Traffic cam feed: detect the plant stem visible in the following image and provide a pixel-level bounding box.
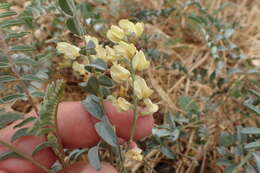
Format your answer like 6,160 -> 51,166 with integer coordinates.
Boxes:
53,102 -> 68,173
0,139 -> 53,173
129,69 -> 139,143
0,30 -> 39,117
98,86 -> 124,172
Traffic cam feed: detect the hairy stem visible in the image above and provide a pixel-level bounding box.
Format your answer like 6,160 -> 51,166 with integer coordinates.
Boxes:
129,69 -> 139,143
98,86 -> 124,172
53,102 -> 68,173
0,30 -> 39,117
0,139 -> 53,173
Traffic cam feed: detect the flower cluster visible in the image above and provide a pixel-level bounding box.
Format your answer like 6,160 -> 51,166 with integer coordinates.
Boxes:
56,19 -> 158,115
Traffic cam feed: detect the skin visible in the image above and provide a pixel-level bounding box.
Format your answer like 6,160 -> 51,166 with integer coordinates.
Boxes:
58,162 -> 117,173
0,101 -> 154,172
0,120 -> 57,173
102,101 -> 154,141
57,101 -> 154,148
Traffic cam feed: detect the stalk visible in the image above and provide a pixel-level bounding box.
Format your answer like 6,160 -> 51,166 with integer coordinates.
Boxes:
0,139 -> 53,173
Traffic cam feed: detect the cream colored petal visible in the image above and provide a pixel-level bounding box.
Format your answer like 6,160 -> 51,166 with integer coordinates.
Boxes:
144,98 -> 159,113
110,64 -> 130,83
57,42 -> 80,60
134,75 -> 153,99
119,19 -> 136,34
114,41 -> 136,59
117,97 -> 132,111
72,61 -> 86,75
107,25 -> 125,43
132,50 -> 150,71
135,22 -> 144,38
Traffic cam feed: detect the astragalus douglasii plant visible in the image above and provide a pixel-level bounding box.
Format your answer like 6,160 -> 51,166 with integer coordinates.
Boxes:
0,0 -> 158,172
0,0 -> 260,173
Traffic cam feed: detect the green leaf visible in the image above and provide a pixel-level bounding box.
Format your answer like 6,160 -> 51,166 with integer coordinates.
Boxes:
160,145 -> 175,159
85,58 -> 107,72
84,76 -> 99,95
245,141 -> 260,149
0,19 -> 25,28
11,128 -> 29,142
219,132 -> 234,147
0,112 -> 23,126
0,93 -> 26,103
216,159 -> 233,166
95,121 -> 118,147
0,62 -> 9,68
32,142 -> 57,156
66,17 -> 84,36
224,164 -> 237,173
98,75 -> 114,87
58,0 -> 75,16
31,91 -> 45,97
14,57 -> 37,65
82,95 -> 104,120
243,99 -> 260,115
22,74 -> 44,82
0,11 -> 17,18
0,75 -> 17,83
224,29 -> 235,39
0,151 -> 19,161
241,127 -> 260,134
178,96 -> 199,113
100,87 -> 111,98
165,112 -> 176,129
5,32 -> 30,40
11,45 -> 35,51
0,3 -> 11,10
88,145 -> 101,171
253,153 -> 260,173
14,117 -> 36,128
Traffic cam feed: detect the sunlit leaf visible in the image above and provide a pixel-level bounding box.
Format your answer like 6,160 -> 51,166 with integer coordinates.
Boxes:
88,145 -> 101,171
95,121 -> 118,147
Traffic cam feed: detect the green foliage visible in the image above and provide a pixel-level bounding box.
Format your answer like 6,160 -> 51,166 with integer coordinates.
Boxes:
88,145 -> 101,170
29,80 -> 65,136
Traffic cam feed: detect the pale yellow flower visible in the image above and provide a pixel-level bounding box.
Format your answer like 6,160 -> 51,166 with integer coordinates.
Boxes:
144,98 -> 159,114
110,64 -> 130,83
106,25 -> 125,43
114,41 -> 136,59
132,50 -> 150,71
133,75 -> 153,99
119,19 -> 144,39
72,61 -> 86,75
57,42 -> 80,60
96,46 -> 107,60
116,97 -> 132,111
125,147 -> 143,161
84,35 -> 99,47
105,46 -> 118,62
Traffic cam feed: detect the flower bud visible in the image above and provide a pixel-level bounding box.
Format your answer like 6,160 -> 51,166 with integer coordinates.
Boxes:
110,64 -> 130,83
114,41 -> 136,59
107,25 -> 125,43
72,61 -> 86,75
133,75 -> 153,99
119,19 -> 144,40
144,98 -> 159,114
116,97 -> 132,111
132,50 -> 150,71
57,42 -> 80,60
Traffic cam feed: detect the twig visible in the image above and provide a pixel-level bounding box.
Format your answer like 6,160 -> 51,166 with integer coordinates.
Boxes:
0,30 -> 39,117
0,139 -> 53,173
169,55 -> 208,93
